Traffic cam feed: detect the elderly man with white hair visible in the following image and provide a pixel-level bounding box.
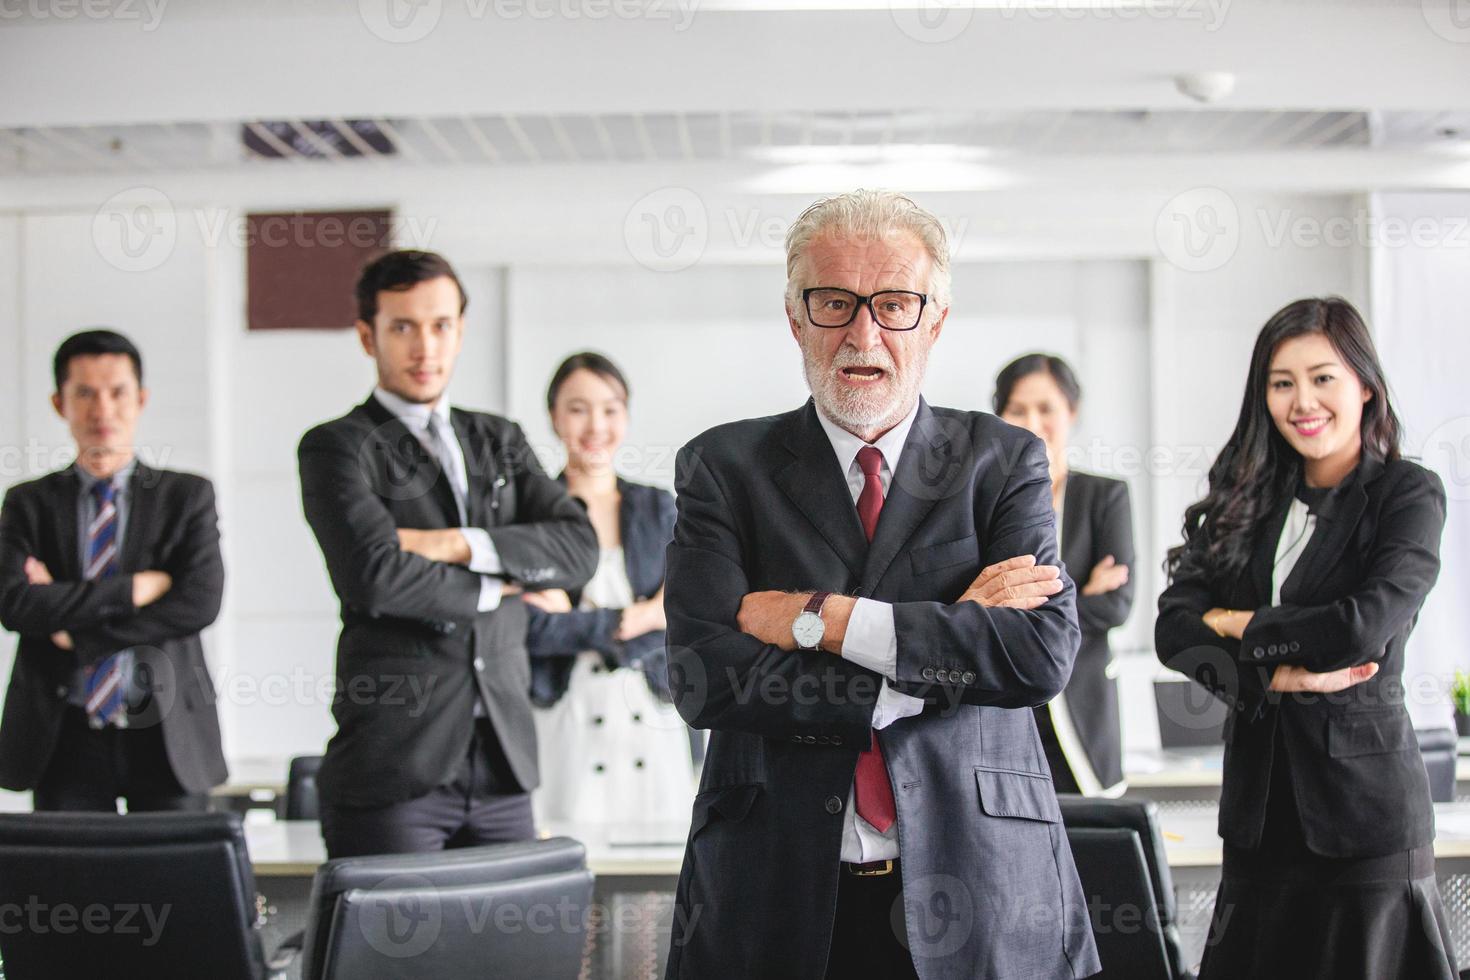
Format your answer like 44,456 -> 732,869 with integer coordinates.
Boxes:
662,189 -> 1100,980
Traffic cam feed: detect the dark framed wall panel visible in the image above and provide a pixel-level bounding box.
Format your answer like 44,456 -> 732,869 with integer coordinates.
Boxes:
246,209 -> 392,331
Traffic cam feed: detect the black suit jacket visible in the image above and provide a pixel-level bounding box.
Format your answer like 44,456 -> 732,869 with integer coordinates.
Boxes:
0,464 -> 227,793
1156,456 -> 1445,857
526,477 -> 676,706
663,399 -> 1098,980
298,396 -> 598,808
1044,471 -> 1134,791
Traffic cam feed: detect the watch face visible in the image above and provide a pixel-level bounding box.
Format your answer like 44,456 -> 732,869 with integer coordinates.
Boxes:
792,611 -> 825,649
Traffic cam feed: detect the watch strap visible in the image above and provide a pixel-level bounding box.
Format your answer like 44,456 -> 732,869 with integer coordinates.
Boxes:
804,591 -> 832,616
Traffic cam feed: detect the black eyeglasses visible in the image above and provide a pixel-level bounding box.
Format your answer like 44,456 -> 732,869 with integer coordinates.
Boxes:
801,287 -> 929,332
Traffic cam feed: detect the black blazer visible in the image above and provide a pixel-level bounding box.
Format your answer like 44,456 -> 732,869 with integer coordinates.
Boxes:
662,399 -> 1098,980
1043,471 -> 1134,791
298,396 -> 598,808
1156,456 -> 1445,858
526,477 -> 676,706
0,464 -> 228,794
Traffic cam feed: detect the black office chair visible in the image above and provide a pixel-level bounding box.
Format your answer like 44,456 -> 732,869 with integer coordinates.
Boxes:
284,754 -> 324,820
0,811 -> 269,980
1417,727 -> 1457,803
1059,795 -> 1194,980
280,836 -> 593,980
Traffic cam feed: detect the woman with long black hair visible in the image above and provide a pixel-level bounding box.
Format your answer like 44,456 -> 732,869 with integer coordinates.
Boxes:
1156,297 -> 1456,979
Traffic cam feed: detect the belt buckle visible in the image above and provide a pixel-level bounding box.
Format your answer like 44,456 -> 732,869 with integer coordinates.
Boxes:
850,859 -> 894,877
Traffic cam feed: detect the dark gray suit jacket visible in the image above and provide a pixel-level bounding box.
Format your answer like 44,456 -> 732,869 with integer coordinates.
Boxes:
298,396 -> 598,808
0,464 -> 227,793
663,398 -> 1100,980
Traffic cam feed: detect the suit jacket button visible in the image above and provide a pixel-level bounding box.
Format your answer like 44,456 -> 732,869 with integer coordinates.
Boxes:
55,685 -> 68,699
473,657 -> 486,671
825,796 -> 843,815
832,736 -> 843,746
817,735 -> 829,745
1253,647 -> 1265,659
1289,641 -> 1300,652
791,735 -> 802,744
921,667 -> 936,681
803,735 -> 817,744
948,669 -> 963,684
961,671 -> 976,685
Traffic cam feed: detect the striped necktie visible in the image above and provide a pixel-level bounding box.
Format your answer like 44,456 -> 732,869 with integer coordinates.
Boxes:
853,446 -> 897,833
82,478 -> 128,728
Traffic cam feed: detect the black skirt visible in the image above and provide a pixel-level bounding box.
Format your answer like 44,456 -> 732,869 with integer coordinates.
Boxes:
1198,843 -> 1459,980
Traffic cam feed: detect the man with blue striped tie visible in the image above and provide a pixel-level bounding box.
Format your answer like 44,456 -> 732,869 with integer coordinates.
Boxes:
0,330 -> 227,811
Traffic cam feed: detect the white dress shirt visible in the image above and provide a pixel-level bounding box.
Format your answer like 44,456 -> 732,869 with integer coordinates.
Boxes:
372,387 -> 505,612
813,402 -> 928,863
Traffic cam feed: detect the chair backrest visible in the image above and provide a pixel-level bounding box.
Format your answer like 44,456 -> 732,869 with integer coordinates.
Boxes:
1059,795 -> 1189,980
1063,827 -> 1174,980
302,836 -> 593,980
1416,727 -> 1456,804
285,754 -> 325,821
0,811 -> 265,980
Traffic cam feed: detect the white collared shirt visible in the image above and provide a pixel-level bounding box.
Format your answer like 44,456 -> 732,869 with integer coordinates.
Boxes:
372,387 -> 504,612
813,401 -> 928,863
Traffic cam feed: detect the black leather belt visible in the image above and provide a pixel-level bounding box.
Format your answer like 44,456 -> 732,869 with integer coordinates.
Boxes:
843,858 -> 897,877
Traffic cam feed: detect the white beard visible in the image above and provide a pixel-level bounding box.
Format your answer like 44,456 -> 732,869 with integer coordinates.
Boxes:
800,333 -> 928,435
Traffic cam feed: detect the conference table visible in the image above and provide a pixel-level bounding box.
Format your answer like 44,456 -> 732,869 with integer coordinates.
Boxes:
245,803 -> 1470,979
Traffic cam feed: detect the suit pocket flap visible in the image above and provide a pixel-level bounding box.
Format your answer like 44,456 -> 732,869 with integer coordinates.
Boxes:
1328,710 -> 1413,758
689,783 -> 761,837
910,534 -> 977,575
974,767 -> 1061,823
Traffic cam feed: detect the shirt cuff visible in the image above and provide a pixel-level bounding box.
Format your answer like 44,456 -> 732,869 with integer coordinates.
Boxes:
840,598 -> 898,680
872,679 -> 926,730
462,528 -> 502,575
476,576 -> 504,612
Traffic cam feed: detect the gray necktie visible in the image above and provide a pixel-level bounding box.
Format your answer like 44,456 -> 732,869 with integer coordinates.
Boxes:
423,413 -> 467,524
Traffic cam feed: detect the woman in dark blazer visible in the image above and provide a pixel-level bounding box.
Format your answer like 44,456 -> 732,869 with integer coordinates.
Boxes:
996,353 -> 1133,795
1156,297 -> 1455,979
521,352 -> 694,826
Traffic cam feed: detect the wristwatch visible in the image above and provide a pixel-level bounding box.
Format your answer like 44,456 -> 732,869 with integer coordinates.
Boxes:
792,591 -> 832,651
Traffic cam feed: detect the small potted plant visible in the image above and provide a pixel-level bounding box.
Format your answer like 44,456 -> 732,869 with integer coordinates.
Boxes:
1453,671 -> 1470,737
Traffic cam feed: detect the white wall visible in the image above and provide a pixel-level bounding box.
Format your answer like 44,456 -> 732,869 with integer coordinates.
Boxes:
1370,191 -> 1470,730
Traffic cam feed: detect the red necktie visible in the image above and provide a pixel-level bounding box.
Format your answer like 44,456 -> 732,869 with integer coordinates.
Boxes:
853,446 -> 897,833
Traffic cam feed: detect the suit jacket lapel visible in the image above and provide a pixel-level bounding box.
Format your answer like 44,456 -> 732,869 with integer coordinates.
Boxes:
120,462 -> 154,573
451,409 -> 491,529
773,401 -> 867,580
360,395 -> 459,524
55,469 -> 83,581
1280,457 -> 1378,602
859,399 -> 949,594
1060,473 -> 1084,571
